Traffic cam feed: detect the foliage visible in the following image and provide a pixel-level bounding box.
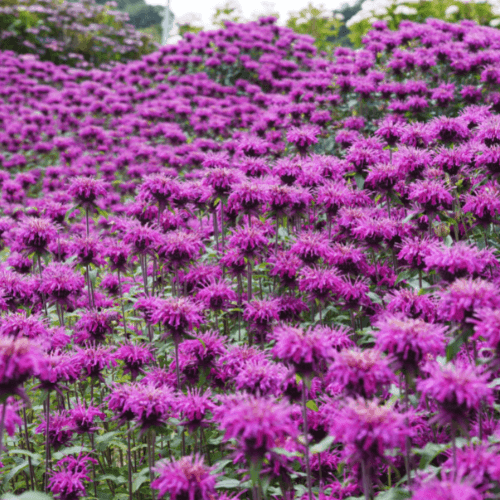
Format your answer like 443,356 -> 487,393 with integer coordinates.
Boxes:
286,3 -> 342,54
0,0 -> 158,68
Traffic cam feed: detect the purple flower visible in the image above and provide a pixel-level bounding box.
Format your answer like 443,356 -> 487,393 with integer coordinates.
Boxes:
215,393 -> 298,462
228,225 -> 268,257
424,242 -> 496,282
286,125 -> 320,155
36,411 -> 74,449
418,360 -> 493,428
158,230 -> 204,266
374,314 -> 446,374
291,231 -> 332,264
330,397 -> 409,462
73,309 -> 117,344
0,337 -> 46,398
196,280 -> 237,311
18,217 -> 58,254
438,278 -> 500,322
176,389 -> 215,432
39,263 -> 85,306
412,477 -> 481,500
68,177 -> 108,208
115,343 -> 155,380
152,297 -> 204,341
327,348 -> 394,399
234,358 -> 286,396
70,404 -> 105,434
49,455 -> 96,500
272,325 -> 338,377
152,455 -> 216,500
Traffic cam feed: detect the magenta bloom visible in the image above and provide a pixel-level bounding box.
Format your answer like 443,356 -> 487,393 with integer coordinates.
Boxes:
330,398 -> 409,462
139,174 -> 180,208
234,358 -> 286,396
228,225 -> 268,256
18,216 -> 58,254
49,455 -> 96,500
408,179 -> 453,212
215,393 -> 298,462
286,124 -> 320,154
438,278 -> 500,322
70,404 -> 105,434
412,477 -> 481,500
374,314 -> 447,374
73,309 -> 117,344
39,263 -> 85,306
158,230 -> 204,266
272,325 -> 337,377
36,411 -> 74,449
327,348 -> 394,398
424,242 -> 496,282
126,384 -> 175,430
243,298 -> 280,335
196,280 -> 237,311
176,388 -> 215,432
152,455 -> 216,500
298,266 -> 343,302
152,297 -> 204,340
68,177 -> 108,207
291,231 -> 332,264
418,360 -> 493,428
0,337 -> 46,398
115,343 -> 155,380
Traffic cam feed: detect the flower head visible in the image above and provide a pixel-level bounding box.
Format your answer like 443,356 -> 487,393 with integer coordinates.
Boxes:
152,297 -> 204,341
152,455 -> 216,500
68,177 -> 107,207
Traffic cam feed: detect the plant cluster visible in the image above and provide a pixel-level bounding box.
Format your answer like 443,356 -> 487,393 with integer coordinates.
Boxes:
2,13 -> 500,500
347,0 -> 500,46
0,0 -> 158,68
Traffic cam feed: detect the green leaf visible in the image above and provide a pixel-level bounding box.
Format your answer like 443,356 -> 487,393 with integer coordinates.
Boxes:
132,468 -> 150,492
310,435 -> 334,454
446,336 -> 464,362
9,449 -> 43,463
216,478 -> 241,489
98,474 -> 127,485
2,460 -> 29,488
354,173 -> 365,190
413,442 -> 450,469
5,493 -> 54,500
306,400 -> 318,412
52,446 -> 91,460
271,447 -> 302,458
375,489 -> 412,500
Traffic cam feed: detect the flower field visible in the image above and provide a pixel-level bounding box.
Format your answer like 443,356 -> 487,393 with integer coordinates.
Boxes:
2,14 -> 500,500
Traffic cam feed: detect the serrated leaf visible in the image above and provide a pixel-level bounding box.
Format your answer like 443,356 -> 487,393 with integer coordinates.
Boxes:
354,173 -> 365,190
446,336 -> 464,362
2,460 -> 29,488
375,489 -> 412,500
413,442 -> 450,469
271,447 -> 302,458
9,449 -> 43,463
306,400 -> 318,412
310,435 -> 334,454
52,446 -> 91,460
216,478 -> 241,489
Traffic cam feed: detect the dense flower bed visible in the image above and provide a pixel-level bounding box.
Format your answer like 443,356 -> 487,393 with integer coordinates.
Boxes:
1,14 -> 500,500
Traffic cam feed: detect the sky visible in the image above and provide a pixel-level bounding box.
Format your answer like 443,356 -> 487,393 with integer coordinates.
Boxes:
143,0 -> 346,32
